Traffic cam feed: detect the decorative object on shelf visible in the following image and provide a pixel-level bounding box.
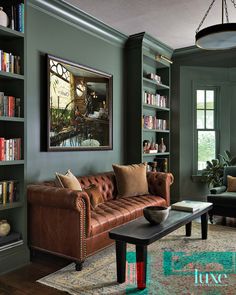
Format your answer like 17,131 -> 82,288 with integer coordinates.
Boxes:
0,220 -> 10,237
159,138 -> 166,153
148,161 -> 158,172
143,139 -> 158,154
155,54 -> 173,64
143,140 -> 150,153
154,157 -> 168,172
196,0 -> 236,50
47,55 -> 113,151
0,7 -> 9,27
147,73 -> 161,83
143,206 -> 169,225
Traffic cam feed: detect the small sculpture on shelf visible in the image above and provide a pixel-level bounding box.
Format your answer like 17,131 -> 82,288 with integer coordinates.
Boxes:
143,140 -> 150,153
143,139 -> 158,154
148,161 -> 158,172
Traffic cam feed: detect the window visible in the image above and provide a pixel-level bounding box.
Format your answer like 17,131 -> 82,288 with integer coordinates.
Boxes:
194,88 -> 218,172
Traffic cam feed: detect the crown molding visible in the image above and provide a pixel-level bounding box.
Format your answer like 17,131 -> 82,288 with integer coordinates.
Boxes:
126,32 -> 174,58
28,0 -> 128,47
173,46 -> 201,57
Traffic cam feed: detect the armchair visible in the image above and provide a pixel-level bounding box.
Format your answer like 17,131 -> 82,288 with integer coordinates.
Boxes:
207,166 -> 236,223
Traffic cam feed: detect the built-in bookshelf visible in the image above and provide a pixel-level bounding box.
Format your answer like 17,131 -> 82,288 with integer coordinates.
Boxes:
126,32 -> 173,172
0,0 -> 27,275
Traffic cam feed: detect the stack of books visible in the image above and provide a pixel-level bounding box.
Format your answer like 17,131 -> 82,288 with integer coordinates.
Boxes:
0,232 -> 23,252
171,200 -> 207,212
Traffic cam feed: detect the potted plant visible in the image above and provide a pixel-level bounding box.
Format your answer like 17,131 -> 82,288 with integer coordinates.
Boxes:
202,150 -> 236,187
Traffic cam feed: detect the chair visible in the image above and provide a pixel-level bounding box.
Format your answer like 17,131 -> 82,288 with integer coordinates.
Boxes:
207,166 -> 236,223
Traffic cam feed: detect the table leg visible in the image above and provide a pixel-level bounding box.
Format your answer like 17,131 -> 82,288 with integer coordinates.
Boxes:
116,240 -> 127,283
201,213 -> 208,240
136,245 -> 147,290
185,222 -> 192,237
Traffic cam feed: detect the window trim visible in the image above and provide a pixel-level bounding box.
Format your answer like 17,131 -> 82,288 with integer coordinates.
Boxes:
192,83 -> 220,174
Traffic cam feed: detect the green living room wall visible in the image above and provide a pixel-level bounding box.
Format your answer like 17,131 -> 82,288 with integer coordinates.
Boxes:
26,0 -> 127,182
171,48 -> 236,201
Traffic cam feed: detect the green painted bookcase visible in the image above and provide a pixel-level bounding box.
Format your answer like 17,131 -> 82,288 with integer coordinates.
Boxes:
0,1 -> 29,275
126,32 -> 173,171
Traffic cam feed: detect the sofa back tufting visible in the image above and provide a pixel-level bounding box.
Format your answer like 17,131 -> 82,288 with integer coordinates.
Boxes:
77,172 -> 117,201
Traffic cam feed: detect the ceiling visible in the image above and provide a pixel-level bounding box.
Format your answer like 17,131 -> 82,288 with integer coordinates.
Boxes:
63,0 -> 236,49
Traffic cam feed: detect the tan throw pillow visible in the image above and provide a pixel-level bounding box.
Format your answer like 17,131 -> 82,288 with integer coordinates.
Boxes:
227,175 -> 236,192
55,170 -> 82,191
84,185 -> 104,210
112,163 -> 149,198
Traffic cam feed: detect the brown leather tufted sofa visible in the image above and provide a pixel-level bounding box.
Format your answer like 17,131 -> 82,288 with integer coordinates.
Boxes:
27,171 -> 173,270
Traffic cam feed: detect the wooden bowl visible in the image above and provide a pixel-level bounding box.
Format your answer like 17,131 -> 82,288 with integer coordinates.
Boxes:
143,206 -> 169,225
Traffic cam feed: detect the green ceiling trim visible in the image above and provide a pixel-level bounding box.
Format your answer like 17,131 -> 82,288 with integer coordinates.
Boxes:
127,32 -> 173,58
173,46 -> 201,57
28,0 -> 128,47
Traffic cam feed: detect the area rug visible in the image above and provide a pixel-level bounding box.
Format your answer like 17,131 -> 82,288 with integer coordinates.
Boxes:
37,223 -> 236,295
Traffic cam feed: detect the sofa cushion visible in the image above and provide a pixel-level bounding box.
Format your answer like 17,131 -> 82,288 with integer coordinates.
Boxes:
55,170 -> 82,191
207,192 -> 236,206
227,175 -> 236,192
89,195 -> 166,237
84,185 -> 104,210
112,163 -> 149,198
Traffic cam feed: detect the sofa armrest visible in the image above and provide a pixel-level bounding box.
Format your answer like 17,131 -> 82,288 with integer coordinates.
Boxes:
27,185 -> 91,237
27,185 -> 92,262
209,186 -> 226,194
147,172 -> 174,206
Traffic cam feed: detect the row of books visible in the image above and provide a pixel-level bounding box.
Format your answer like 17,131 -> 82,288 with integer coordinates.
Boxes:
0,180 -> 19,205
0,92 -> 21,117
143,115 -> 168,130
0,50 -> 21,74
0,232 -> 23,252
0,138 -> 21,161
3,3 -> 25,33
144,92 -> 168,108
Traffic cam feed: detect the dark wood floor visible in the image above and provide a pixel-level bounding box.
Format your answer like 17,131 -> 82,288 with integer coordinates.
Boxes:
0,217 -> 235,295
0,253 -> 69,295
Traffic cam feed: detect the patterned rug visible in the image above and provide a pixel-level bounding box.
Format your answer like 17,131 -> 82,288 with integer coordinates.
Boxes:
37,223 -> 236,295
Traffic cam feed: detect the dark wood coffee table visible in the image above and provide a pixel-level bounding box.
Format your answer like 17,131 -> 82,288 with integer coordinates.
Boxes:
109,202 -> 213,290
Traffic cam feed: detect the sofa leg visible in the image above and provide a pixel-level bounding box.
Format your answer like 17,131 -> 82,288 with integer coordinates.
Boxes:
75,261 -> 83,271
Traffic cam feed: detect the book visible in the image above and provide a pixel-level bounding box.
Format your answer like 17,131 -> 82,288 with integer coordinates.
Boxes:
171,200 -> 207,212
0,92 -> 4,116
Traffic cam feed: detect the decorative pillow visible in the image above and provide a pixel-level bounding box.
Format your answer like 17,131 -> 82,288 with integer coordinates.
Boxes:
112,163 -> 149,198
227,175 -> 236,192
84,185 -> 104,210
55,170 -> 82,191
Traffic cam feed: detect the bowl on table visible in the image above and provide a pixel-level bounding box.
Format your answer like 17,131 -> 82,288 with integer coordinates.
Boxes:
143,206 -> 169,225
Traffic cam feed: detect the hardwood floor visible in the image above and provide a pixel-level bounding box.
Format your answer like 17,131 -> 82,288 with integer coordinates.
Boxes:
0,217 -> 235,295
0,253 -> 69,295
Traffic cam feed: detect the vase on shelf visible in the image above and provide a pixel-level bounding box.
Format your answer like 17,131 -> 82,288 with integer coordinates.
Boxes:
0,220 -> 10,237
0,7 -> 9,27
159,138 -> 166,153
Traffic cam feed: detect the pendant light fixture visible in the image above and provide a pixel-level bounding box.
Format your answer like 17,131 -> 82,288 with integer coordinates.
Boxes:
196,0 -> 236,50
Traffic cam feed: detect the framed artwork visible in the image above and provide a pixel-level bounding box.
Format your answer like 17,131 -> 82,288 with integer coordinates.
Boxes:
47,54 -> 113,151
